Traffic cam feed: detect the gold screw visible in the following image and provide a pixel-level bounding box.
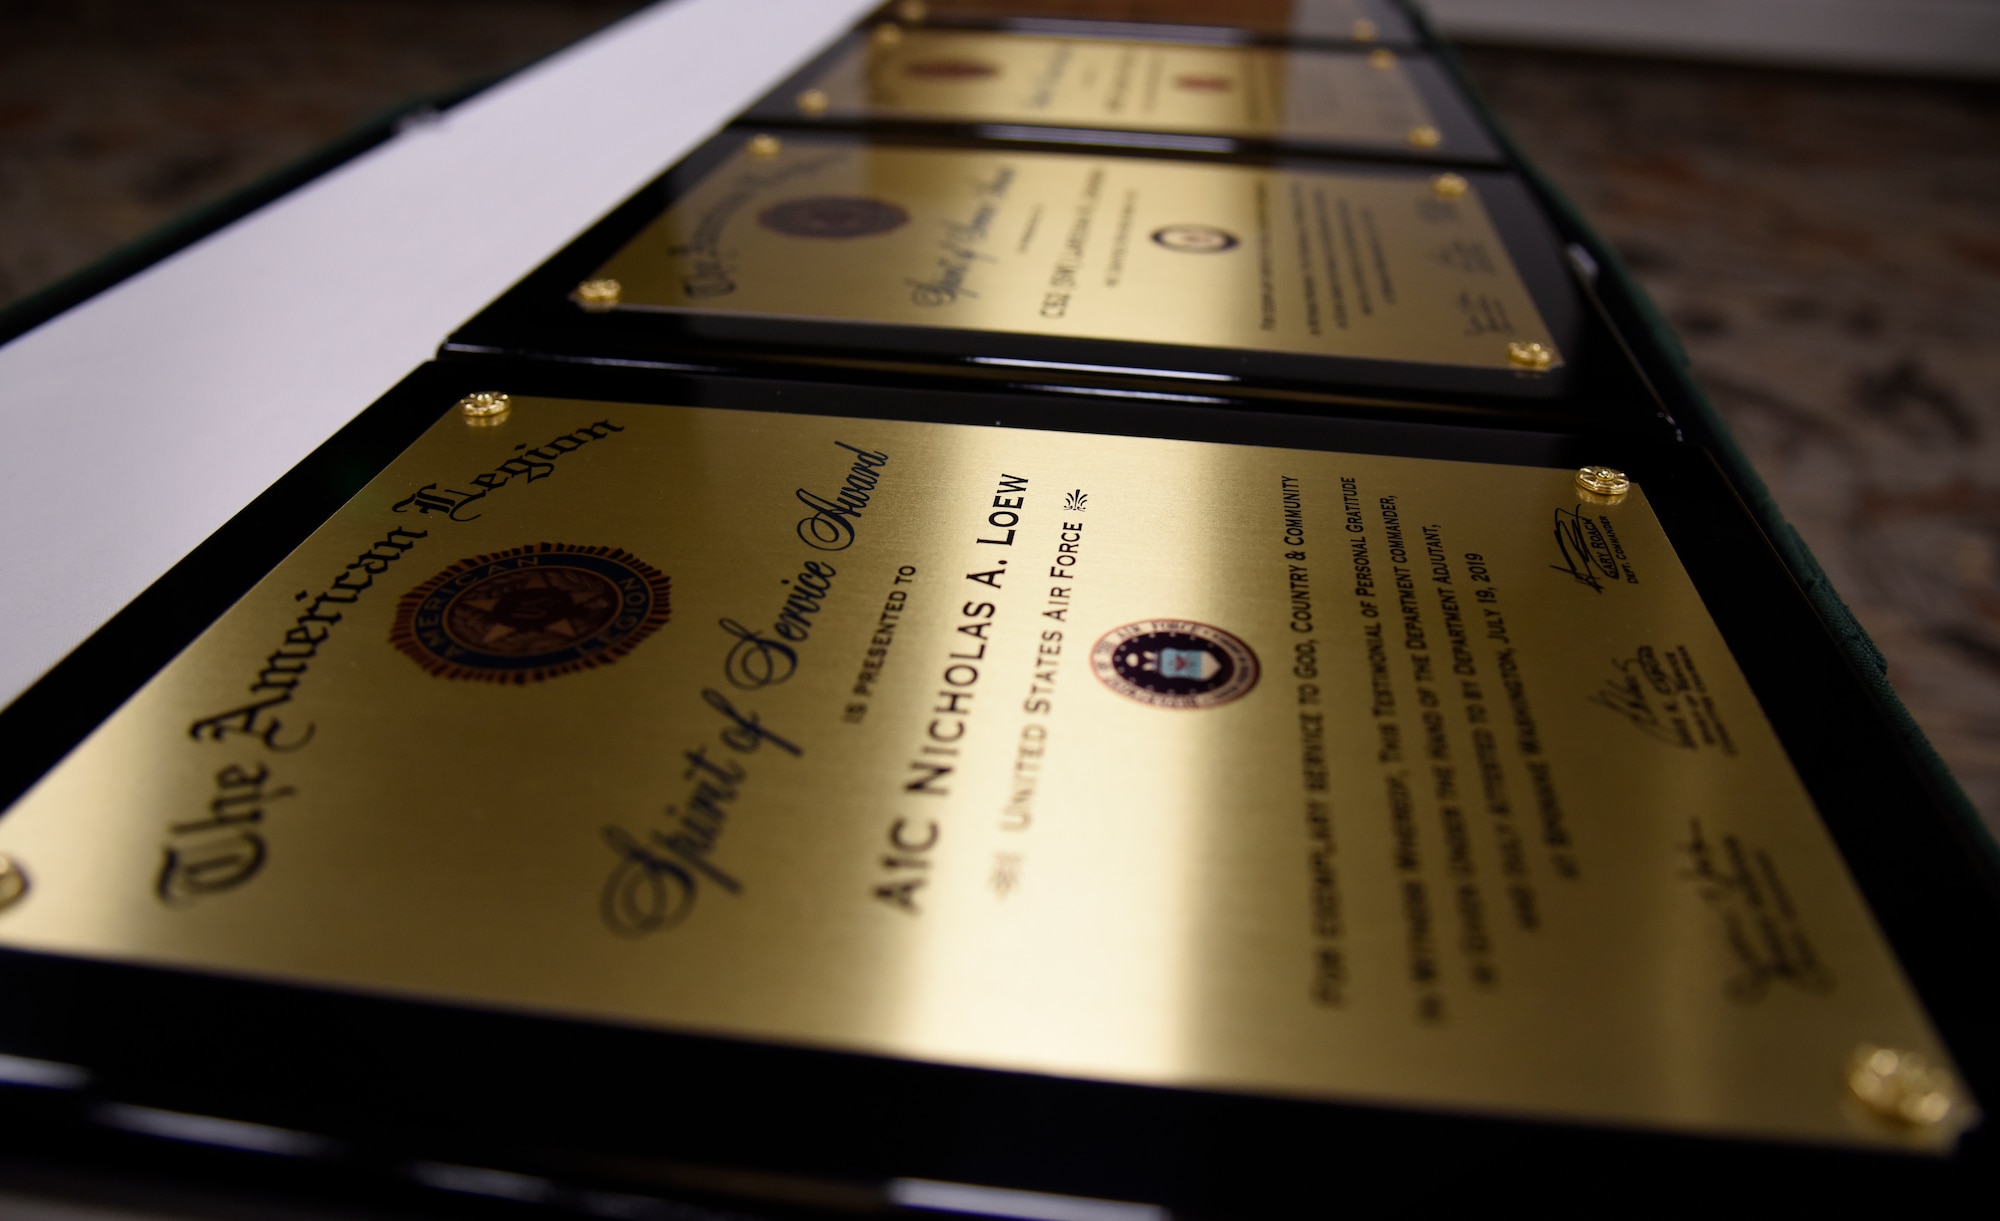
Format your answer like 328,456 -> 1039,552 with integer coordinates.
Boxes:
1407,125 -> 1442,149
1847,1045 -> 1963,1129
0,856 -> 28,912
1431,172 -> 1469,200
1574,465 -> 1631,498
873,22 -> 904,46
746,133 -> 783,158
457,392 -> 511,426
575,278 -> 622,313
1369,48 -> 1397,70
796,88 -> 830,117
897,0 -> 928,22
1352,17 -> 1379,41
1508,340 -> 1556,370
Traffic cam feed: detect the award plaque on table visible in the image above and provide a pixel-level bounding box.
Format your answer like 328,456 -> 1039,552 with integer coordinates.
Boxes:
0,361 -> 1992,1215
447,130 -> 1617,416
908,0 -> 1422,49
744,25 -> 1499,166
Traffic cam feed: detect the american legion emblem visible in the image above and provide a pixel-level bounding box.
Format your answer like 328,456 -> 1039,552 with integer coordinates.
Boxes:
391,543 -> 671,683
757,196 -> 911,240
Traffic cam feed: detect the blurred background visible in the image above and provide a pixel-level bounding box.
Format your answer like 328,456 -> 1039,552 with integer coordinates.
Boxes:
0,0 -> 1996,836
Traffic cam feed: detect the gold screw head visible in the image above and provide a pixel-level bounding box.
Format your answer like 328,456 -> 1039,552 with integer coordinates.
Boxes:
1352,17 -> 1379,41
896,0 -> 928,22
457,392 -> 511,426
873,22 -> 904,45
0,856 -> 29,912
1574,465 -> 1632,498
746,133 -> 783,158
1847,1045 -> 1963,1129
796,88 -> 830,117
575,278 -> 622,313
1431,172 -> 1469,200
1508,340 -> 1556,370
1369,48 -> 1397,70
1407,125 -> 1442,149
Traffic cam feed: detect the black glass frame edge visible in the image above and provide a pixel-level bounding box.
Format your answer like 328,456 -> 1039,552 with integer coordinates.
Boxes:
893,0 -> 1423,50
9,940 -> 1973,1220
2,361 -> 1995,1215
445,128 -> 1602,410
740,28 -> 1500,167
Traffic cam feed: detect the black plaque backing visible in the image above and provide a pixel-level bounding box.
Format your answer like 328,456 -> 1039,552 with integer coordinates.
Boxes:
446,130 -> 1642,422
0,360 -> 1993,1217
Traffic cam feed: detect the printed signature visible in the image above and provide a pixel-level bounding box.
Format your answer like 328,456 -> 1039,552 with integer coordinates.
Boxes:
1678,818 -> 1833,1003
1548,506 -> 1622,592
1589,646 -> 1692,748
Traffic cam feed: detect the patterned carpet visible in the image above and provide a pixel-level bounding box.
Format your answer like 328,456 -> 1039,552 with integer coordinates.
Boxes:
2,3 -> 1996,835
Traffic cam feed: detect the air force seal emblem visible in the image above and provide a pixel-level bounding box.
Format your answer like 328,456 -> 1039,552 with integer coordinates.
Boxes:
391,543 -> 670,683
1150,223 -> 1240,254
1091,620 -> 1259,709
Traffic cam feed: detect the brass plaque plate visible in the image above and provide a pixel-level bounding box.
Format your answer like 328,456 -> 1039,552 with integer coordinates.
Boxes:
802,30 -> 1440,148
593,142 -> 1559,371
0,398 -> 1965,1150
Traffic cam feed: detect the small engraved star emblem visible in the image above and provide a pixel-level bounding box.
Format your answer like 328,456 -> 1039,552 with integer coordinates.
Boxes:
990,853 -> 1023,898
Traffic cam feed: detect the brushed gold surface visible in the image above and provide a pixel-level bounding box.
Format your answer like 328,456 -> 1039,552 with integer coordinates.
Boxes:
594,141 -> 1560,370
803,29 -> 1439,148
0,396 -> 1963,1150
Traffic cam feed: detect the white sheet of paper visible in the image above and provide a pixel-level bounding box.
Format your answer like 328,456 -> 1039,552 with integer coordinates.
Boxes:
0,0 -> 878,708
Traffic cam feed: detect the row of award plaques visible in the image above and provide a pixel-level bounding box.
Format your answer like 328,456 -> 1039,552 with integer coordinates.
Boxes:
0,0 -> 1995,1215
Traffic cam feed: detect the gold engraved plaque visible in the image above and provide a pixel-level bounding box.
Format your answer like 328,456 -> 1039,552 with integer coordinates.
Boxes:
592,142 -> 1560,370
0,398 -> 1967,1151
800,30 -> 1440,147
